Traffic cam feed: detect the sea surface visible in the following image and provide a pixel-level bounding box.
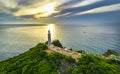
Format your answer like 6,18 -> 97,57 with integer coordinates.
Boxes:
0,25 -> 120,61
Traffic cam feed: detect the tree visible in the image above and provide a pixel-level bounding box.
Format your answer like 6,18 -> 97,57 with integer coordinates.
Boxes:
72,54 -> 120,74
76,50 -> 86,54
52,40 -> 63,48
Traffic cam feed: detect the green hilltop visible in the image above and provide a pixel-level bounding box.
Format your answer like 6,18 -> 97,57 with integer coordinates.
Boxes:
0,41 -> 120,74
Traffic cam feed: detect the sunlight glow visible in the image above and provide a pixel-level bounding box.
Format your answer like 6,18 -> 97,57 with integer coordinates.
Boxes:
43,3 -> 55,14
34,2 -> 57,18
34,2 -> 58,18
48,24 -> 54,31
14,2 -> 59,18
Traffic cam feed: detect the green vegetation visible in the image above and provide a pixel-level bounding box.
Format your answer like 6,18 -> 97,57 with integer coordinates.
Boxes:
76,50 -> 86,54
0,43 -> 75,74
0,43 -> 120,74
52,40 -> 63,48
70,54 -> 120,74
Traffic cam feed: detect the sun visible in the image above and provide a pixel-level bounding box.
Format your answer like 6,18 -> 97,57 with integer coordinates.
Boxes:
34,2 -> 58,18
43,2 -> 57,15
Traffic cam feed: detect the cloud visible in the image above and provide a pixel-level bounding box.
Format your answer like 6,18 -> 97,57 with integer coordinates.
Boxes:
0,5 -> 9,13
13,0 -> 70,18
0,0 -> 68,18
54,12 -> 72,18
72,0 -> 103,8
62,0 -> 103,9
0,0 -> 18,8
0,0 -> 120,24
13,2 -> 59,18
73,4 -> 120,16
0,0 -> 19,14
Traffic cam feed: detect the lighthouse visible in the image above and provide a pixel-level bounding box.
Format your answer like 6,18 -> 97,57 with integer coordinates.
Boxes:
48,30 -> 51,46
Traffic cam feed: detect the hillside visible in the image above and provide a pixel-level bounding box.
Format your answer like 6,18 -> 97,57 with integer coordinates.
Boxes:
0,43 -> 120,74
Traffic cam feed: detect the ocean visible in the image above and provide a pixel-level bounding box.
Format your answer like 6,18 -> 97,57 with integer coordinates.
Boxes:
0,25 -> 120,61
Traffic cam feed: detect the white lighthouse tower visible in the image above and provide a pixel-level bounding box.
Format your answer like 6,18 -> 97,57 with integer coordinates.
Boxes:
48,30 -> 51,46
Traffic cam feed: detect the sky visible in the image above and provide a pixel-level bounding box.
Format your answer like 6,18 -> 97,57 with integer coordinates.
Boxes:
0,0 -> 120,25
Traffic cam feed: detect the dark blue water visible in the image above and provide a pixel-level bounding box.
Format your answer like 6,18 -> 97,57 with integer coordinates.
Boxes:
0,25 -> 120,61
